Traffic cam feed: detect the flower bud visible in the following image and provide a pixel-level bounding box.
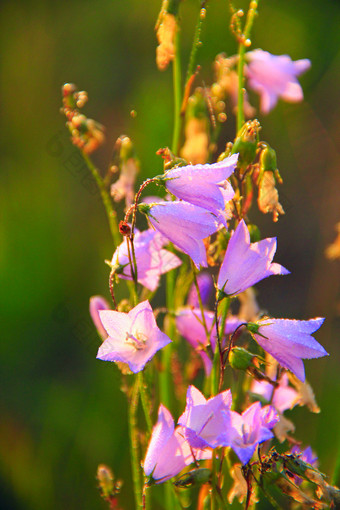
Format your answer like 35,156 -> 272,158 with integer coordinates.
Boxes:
97,464 -> 115,499
229,346 -> 255,371
232,119 -> 261,171
89,296 -> 110,340
174,468 -> 211,488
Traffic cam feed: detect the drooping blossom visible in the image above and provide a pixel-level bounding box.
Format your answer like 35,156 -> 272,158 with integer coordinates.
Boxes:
89,295 -> 111,340
217,219 -> 289,296
176,308 -> 243,374
111,229 -> 182,291
144,405 -> 211,484
96,300 -> 171,373
161,155 -> 238,226
249,317 -> 328,382
225,402 -> 279,465
139,201 -> 221,268
245,49 -> 311,114
178,385 -> 232,449
187,272 -> 214,308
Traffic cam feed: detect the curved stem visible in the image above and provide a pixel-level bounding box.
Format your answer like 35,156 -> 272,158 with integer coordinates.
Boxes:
81,151 -> 121,247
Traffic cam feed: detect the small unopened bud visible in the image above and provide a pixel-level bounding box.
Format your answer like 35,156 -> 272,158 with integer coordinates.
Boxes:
97,464 -> 115,499
232,119 -> 261,170
174,468 -> 211,488
119,221 -> 131,236
89,296 -> 110,340
229,347 -> 255,371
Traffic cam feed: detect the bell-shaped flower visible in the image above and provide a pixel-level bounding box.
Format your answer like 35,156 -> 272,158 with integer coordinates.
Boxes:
111,229 -> 182,291
245,49 -> 311,114
251,373 -> 299,414
178,385 -> 232,449
160,155 -> 238,226
176,308 -> 243,375
248,317 -> 328,382
96,300 -> 171,373
187,272 -> 214,308
225,402 -> 278,465
89,295 -> 111,340
217,219 -> 289,296
139,201 -> 221,268
144,405 -> 211,484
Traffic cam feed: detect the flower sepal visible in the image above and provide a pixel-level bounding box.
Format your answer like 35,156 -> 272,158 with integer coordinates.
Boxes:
174,468 -> 211,488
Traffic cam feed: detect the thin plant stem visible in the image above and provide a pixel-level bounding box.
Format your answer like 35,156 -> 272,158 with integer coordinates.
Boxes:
138,372 -> 153,435
128,378 -> 142,509
81,151 -> 121,247
172,29 -> 182,154
185,1 -> 208,84
236,0 -> 259,132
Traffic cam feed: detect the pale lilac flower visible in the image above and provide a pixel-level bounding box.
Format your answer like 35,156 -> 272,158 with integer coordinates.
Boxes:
187,272 -> 214,308
217,219 -> 289,296
250,317 -> 328,382
225,402 -> 278,465
144,405 -> 211,484
176,308 -> 243,374
111,229 -> 182,291
178,385 -> 232,448
251,373 -> 299,414
89,295 -> 111,340
139,201 -> 221,268
96,300 -> 171,373
245,49 -> 311,114
162,155 -> 238,226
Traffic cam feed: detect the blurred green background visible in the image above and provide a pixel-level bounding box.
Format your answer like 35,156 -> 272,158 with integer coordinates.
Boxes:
1,0 -> 340,508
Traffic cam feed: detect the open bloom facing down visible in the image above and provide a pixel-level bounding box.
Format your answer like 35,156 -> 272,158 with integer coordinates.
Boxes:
96,300 -> 171,373
245,49 -> 311,114
144,405 -> 211,484
162,155 -> 238,226
178,385 -> 232,448
250,317 -> 328,382
225,402 -> 279,465
217,219 -> 289,296
111,229 -> 182,291
139,201 -> 221,268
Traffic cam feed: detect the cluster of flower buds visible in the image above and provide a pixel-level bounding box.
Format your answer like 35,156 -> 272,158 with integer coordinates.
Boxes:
110,136 -> 140,211
61,83 -> 104,154
155,0 -> 180,71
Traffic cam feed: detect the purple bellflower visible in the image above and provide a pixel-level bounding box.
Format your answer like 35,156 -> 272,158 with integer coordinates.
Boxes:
187,272 -> 214,308
217,219 -> 289,296
245,49 -> 311,114
89,295 -> 111,340
178,385 -> 232,449
139,201 -> 221,268
225,402 -> 279,465
161,155 -> 238,226
249,317 -> 328,382
251,373 -> 299,414
111,229 -> 182,291
96,300 -> 171,373
176,308 -> 243,375
144,404 -> 211,484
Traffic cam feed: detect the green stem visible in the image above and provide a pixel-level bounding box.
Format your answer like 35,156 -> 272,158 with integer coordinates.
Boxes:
185,1 -> 208,83
172,28 -> 182,154
236,0 -> 259,133
138,372 -> 153,435
81,151 -> 121,246
128,378 -> 142,509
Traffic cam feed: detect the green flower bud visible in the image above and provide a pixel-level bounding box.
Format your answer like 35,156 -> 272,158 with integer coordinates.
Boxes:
232,119 -> 261,170
229,346 -> 255,371
175,468 -> 211,488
